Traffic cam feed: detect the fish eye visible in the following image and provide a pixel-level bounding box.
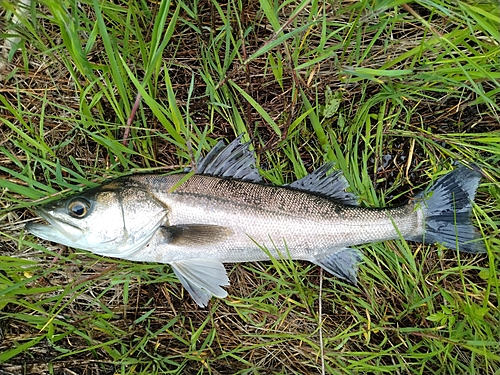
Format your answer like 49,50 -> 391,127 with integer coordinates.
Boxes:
67,198 -> 91,218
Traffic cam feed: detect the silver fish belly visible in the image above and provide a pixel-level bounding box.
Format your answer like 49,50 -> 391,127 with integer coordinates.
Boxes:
26,136 -> 485,307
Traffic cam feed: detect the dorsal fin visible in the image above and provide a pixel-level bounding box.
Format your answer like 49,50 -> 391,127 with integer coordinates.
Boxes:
288,162 -> 358,205
195,135 -> 262,182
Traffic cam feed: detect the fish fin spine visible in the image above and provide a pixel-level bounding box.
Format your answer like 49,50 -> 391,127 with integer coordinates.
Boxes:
195,135 -> 262,183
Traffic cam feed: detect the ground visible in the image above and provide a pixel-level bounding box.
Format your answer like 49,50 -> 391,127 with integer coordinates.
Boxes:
0,0 -> 499,374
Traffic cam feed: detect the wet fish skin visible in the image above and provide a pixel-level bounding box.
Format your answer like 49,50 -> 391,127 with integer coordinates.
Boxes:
26,181 -> 169,259
26,137 -> 485,307
125,173 -> 423,264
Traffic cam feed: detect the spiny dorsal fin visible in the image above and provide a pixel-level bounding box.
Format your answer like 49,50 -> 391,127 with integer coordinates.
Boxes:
196,135 -> 262,182
288,162 -> 358,205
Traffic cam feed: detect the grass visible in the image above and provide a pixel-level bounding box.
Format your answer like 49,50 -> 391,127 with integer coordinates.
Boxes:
0,0 -> 499,373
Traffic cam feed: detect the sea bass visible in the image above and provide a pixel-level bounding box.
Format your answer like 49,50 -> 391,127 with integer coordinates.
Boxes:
26,136 -> 486,306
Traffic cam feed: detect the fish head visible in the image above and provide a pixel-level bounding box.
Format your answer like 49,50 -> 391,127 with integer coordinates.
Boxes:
26,180 -> 168,257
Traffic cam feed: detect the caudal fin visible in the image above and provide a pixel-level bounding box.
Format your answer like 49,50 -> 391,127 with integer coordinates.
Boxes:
410,165 -> 486,253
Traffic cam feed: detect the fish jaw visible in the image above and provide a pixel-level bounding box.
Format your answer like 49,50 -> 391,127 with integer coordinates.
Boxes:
25,185 -> 170,257
25,208 -> 85,248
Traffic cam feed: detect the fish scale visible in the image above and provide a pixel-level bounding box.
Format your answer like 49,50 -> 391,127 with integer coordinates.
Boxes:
131,174 -> 421,263
26,136 -> 486,307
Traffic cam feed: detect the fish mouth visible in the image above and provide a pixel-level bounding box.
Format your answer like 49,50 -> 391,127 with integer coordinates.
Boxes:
25,208 -> 83,246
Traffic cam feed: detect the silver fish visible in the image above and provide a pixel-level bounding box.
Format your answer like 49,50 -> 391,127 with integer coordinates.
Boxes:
26,136 -> 486,306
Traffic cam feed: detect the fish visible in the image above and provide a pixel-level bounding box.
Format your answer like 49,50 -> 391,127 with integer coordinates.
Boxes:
26,136 -> 486,307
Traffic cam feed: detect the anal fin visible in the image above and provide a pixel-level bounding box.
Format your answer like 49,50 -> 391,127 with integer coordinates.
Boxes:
314,248 -> 362,285
170,259 -> 229,307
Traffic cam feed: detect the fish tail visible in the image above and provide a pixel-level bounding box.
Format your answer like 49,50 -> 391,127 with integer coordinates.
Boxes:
409,165 -> 486,253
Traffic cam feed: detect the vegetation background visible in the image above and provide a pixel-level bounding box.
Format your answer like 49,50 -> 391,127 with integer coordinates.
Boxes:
0,0 -> 499,373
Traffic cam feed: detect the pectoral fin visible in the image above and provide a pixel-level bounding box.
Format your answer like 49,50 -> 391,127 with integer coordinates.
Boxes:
170,259 -> 229,307
161,224 -> 232,246
314,248 -> 362,285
